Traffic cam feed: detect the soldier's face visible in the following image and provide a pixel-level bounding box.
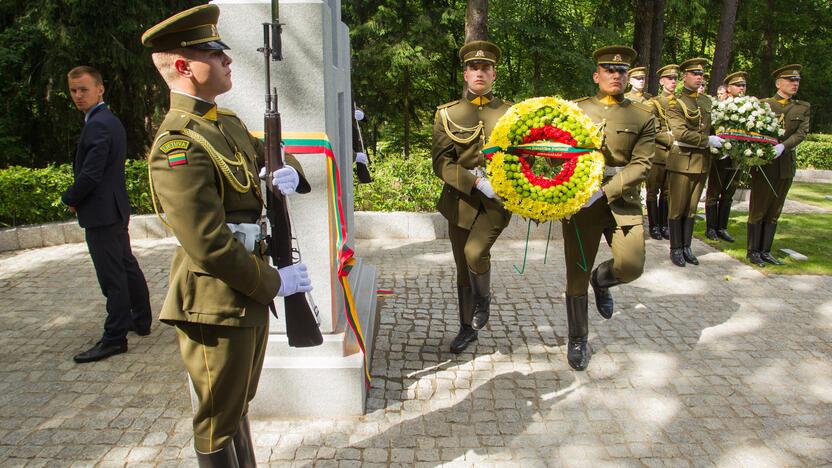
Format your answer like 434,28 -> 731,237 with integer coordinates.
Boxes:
464,62 -> 496,95
660,75 -> 677,93
683,71 -> 702,91
728,83 -> 745,97
717,87 -> 729,100
776,77 -> 800,97
179,49 -> 234,98
68,73 -> 104,113
629,76 -> 645,91
593,66 -> 625,95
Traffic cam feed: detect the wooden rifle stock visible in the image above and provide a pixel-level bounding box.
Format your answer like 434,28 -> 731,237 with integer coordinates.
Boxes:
262,16 -> 323,348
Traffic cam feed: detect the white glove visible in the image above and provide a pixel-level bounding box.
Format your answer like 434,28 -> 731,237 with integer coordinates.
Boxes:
708,135 -> 725,148
272,166 -> 300,196
276,263 -> 313,297
476,178 -> 498,199
258,166 -> 268,180
582,189 -> 605,209
774,144 -> 785,158
355,152 -> 369,165
354,108 -> 365,121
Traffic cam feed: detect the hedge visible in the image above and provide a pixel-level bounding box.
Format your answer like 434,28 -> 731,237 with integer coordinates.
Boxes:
354,148 -> 442,212
0,160 -> 153,228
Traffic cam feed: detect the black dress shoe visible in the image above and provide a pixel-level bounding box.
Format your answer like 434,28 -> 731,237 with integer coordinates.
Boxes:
590,261 -> 619,320
649,226 -> 663,240
661,227 -> 670,240
682,247 -> 699,265
450,326 -> 478,354
682,217 -> 699,265
73,340 -> 127,363
468,269 -> 491,330
705,227 -> 718,241
716,229 -> 735,243
567,339 -> 592,371
760,252 -> 784,265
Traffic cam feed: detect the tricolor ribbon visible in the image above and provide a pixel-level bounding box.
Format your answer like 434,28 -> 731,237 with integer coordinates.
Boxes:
718,129 -> 779,145
254,131 -> 371,387
483,142 -> 596,159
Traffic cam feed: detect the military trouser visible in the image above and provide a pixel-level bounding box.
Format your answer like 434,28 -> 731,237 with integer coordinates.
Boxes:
748,172 -> 792,224
561,199 -> 645,296
175,321 -> 268,454
705,159 -> 738,207
667,170 -> 708,219
645,162 -> 669,203
448,212 -> 505,325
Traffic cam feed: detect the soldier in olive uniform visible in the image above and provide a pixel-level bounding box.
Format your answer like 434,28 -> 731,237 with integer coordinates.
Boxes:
625,66 -> 653,104
142,5 -> 313,466
665,58 -> 725,267
432,41 -> 512,354
747,65 -> 811,266
562,46 -> 655,370
704,71 -> 748,243
646,64 -> 680,240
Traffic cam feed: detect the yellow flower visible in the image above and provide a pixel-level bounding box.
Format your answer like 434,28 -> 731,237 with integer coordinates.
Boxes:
486,97 -> 605,222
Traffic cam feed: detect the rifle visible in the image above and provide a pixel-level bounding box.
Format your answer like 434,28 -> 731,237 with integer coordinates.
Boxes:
260,1 -> 323,347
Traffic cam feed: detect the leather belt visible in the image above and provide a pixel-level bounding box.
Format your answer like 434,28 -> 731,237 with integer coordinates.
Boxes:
674,141 -> 706,149
604,166 -> 624,177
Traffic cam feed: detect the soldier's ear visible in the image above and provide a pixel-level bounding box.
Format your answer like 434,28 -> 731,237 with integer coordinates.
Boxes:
174,57 -> 192,78
592,71 -> 600,85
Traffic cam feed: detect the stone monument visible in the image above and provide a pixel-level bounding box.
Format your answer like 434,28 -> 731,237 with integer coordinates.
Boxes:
213,0 -> 378,417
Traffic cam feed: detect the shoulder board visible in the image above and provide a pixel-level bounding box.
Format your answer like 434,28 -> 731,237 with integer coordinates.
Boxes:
573,96 -> 590,103
437,100 -> 460,110
158,111 -> 191,133
794,99 -> 810,107
630,101 -> 653,114
217,108 -> 237,116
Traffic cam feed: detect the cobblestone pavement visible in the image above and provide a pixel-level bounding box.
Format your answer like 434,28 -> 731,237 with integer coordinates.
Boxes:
1,234 -> 831,467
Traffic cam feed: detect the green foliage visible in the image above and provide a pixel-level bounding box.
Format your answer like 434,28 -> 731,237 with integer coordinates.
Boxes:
0,0 -> 203,167
354,148 -> 441,212
0,159 -> 153,227
807,133 -> 832,143
796,140 -> 832,170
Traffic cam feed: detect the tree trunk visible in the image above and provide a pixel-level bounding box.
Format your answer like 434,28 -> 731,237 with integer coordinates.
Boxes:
709,0 -> 739,94
632,0 -> 655,69
465,0 -> 488,42
403,66 -> 410,158
647,0 -> 666,95
759,0 -> 777,97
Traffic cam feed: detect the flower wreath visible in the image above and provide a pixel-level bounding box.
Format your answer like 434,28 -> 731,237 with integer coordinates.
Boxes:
484,97 -> 605,222
710,95 -> 784,170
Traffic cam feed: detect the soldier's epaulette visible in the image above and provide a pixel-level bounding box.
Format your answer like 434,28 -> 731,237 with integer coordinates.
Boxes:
573,96 -> 590,103
436,100 -> 460,110
793,99 -> 810,108
630,101 -> 653,114
217,108 -> 237,116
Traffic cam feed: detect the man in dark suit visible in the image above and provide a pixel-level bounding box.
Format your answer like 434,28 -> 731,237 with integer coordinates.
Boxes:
62,66 -> 152,363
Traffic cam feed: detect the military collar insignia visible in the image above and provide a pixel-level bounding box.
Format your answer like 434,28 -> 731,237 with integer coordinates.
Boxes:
170,92 -> 219,121
775,92 -> 792,105
596,92 -> 624,105
466,90 -> 494,106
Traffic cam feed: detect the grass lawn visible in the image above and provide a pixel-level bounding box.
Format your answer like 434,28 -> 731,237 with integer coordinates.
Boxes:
786,182 -> 832,210
694,212 -> 832,275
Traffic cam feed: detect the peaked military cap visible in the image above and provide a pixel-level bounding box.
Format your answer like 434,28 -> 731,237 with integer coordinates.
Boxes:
680,58 -> 709,74
772,64 -> 802,80
724,71 -> 748,86
459,40 -> 501,65
593,46 -> 637,69
628,66 -> 647,78
657,64 -> 679,78
141,4 -> 229,52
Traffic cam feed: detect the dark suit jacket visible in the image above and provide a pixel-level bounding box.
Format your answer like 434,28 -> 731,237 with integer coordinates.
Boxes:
61,104 -> 131,229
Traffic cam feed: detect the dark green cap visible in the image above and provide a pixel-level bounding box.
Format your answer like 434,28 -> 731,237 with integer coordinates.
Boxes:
459,40 -> 501,65
593,46 -> 637,68
772,64 -> 802,80
141,4 -> 229,52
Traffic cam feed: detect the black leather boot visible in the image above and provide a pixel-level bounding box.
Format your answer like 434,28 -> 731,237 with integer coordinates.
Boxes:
682,217 -> 699,265
566,295 -> 591,371
716,200 -> 735,242
469,269 -> 491,330
659,198 -> 670,239
233,415 -> 256,468
746,223 -> 766,267
669,218 -> 686,267
450,286 -> 477,353
704,204 -> 719,240
196,442 -> 240,468
760,222 -> 785,265
647,200 -> 662,240
590,260 -> 620,319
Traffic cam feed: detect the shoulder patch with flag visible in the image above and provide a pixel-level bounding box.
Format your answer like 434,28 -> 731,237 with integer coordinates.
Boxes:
159,139 -> 191,167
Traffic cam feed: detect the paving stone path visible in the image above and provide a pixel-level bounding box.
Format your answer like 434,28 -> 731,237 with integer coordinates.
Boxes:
1,234 -> 831,467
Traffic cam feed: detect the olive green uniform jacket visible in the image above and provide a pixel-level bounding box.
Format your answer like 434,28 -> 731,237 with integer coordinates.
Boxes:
432,91 -> 512,230
650,91 -> 675,165
760,95 -> 811,180
666,91 -> 713,174
576,94 -> 656,226
149,92 -> 310,328
625,90 -> 653,104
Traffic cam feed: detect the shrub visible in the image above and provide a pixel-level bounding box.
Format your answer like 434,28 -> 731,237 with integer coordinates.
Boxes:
0,159 -> 153,227
354,148 -> 442,212
807,133 -> 832,143
796,140 -> 832,170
